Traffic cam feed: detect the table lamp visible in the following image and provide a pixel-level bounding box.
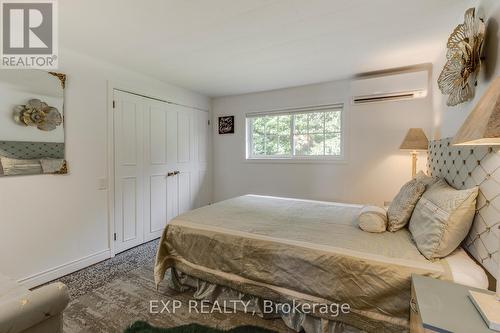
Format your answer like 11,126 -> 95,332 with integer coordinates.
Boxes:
452,77 -> 500,331
399,128 -> 429,178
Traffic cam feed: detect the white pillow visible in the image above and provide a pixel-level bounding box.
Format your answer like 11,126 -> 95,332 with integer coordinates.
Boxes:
357,206 -> 387,233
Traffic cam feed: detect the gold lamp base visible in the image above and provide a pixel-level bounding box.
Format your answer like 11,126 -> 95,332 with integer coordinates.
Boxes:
411,151 -> 418,178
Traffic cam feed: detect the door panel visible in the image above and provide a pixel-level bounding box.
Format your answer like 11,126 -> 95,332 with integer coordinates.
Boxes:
166,110 -> 177,164
197,111 -> 208,164
114,90 -> 144,253
167,175 -> 179,222
177,110 -> 190,163
198,168 -> 210,207
149,175 -> 167,234
193,110 -> 210,208
120,103 -> 138,166
122,178 -> 137,241
178,172 -> 191,214
149,107 -> 167,165
190,171 -> 199,209
144,100 -> 171,241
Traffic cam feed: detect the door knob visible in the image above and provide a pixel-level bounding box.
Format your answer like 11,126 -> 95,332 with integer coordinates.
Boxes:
167,172 -> 175,177
174,171 -> 180,175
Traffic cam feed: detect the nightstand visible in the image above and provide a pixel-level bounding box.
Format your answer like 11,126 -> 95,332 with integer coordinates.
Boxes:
410,274 -> 497,333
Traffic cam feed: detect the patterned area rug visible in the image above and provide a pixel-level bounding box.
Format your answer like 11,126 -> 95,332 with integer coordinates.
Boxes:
46,240 -> 158,298
60,240 -> 292,333
124,321 -> 277,333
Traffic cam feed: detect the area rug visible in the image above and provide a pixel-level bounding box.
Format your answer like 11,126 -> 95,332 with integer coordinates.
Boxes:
40,239 -> 158,298
64,264 -> 291,333
124,321 -> 277,333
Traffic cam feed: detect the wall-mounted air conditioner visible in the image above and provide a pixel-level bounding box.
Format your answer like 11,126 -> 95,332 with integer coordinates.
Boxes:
351,70 -> 428,105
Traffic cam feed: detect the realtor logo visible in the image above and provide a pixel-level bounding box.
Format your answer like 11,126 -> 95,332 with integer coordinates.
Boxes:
1,0 -> 58,69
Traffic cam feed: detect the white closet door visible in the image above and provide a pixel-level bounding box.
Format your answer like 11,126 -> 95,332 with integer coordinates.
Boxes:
197,110 -> 209,164
177,109 -> 191,164
113,90 -> 145,253
114,90 -> 210,252
143,99 -> 179,241
178,171 -> 191,214
195,110 -> 210,208
175,106 -> 194,214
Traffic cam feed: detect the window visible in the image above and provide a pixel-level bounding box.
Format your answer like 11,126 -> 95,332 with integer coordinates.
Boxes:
246,104 -> 344,160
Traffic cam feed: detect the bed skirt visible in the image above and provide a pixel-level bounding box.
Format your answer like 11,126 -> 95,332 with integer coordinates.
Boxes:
166,268 -> 366,333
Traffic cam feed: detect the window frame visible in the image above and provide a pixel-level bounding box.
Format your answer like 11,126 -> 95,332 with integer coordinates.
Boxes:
245,104 -> 345,162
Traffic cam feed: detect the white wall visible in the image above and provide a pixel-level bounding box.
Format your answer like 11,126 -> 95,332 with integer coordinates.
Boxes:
0,47 -> 210,286
433,0 -> 500,138
212,0 -> 500,206
212,74 -> 432,206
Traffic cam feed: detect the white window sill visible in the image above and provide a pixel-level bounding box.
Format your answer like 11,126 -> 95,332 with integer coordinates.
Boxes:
244,157 -> 347,164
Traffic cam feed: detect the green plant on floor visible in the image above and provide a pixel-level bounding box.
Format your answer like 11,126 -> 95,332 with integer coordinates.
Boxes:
124,321 -> 278,333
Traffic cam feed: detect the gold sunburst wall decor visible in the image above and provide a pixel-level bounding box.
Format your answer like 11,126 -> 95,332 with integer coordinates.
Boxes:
438,8 -> 486,107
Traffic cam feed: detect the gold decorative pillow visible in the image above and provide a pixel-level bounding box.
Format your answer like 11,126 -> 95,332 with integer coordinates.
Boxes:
387,179 -> 426,232
357,206 -> 387,233
409,179 -> 478,260
416,171 -> 439,187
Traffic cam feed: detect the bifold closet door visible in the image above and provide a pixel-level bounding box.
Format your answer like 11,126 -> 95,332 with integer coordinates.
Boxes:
194,110 -> 210,208
146,104 -> 196,224
143,102 -> 202,241
174,107 -> 211,212
143,99 -> 179,242
114,90 -> 210,253
113,90 -> 145,253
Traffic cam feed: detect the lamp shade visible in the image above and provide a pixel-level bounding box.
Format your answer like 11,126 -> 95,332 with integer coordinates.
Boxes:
452,77 -> 500,146
400,128 -> 429,150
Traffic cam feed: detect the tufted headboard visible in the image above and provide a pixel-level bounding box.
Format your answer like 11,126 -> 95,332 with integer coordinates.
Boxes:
428,138 -> 499,279
0,141 -> 64,159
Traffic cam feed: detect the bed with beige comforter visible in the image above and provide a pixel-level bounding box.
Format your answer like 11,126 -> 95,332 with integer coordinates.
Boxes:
154,195 -> 451,332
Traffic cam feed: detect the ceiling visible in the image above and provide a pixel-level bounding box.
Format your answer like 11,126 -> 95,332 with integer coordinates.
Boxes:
60,0 -> 470,97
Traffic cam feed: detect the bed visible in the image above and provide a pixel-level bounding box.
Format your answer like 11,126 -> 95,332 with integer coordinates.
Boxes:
154,194 -> 487,333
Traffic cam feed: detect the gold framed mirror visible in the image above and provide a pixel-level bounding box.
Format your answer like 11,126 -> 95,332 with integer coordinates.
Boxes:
0,70 -> 67,176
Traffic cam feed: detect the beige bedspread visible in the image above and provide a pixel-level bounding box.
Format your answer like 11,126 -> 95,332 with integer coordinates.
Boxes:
154,195 -> 451,332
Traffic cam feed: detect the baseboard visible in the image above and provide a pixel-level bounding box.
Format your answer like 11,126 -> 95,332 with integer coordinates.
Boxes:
17,249 -> 111,289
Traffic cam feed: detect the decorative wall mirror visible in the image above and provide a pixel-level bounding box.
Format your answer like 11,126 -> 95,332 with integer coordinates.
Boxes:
0,70 -> 67,176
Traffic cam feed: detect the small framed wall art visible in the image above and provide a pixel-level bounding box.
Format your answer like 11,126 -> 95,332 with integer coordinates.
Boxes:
218,116 -> 234,134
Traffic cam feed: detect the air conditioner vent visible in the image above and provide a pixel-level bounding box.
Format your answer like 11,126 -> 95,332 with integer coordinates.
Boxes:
353,91 -> 425,104
351,70 -> 428,105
